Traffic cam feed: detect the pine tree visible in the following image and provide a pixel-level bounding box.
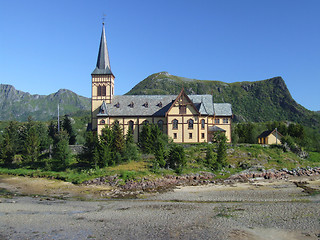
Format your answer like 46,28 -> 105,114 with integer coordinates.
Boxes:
23,125 -> 40,163
216,133 -> 227,168
62,115 -> 77,145
52,130 -> 71,169
112,120 -> 124,153
139,124 -> 152,154
168,144 -> 186,173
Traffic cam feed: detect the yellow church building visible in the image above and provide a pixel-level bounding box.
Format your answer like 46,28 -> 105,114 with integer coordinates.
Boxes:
91,23 -> 233,143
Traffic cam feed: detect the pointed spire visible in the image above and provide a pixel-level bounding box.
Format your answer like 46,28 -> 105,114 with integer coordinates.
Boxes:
92,23 -> 113,75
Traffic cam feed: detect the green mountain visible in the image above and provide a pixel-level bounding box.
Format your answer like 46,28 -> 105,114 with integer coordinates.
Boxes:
126,72 -> 320,128
0,84 -> 90,121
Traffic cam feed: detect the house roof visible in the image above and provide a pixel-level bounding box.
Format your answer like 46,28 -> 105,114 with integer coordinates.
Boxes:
92,23 -> 113,76
208,126 -> 226,132
97,94 -> 232,117
257,129 -> 283,138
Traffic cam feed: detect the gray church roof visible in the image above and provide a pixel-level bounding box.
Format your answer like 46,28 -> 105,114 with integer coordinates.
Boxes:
92,23 -> 113,75
213,103 -> 232,116
97,94 -> 232,117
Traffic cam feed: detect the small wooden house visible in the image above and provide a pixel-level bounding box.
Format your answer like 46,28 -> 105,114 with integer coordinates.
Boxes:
257,129 -> 283,145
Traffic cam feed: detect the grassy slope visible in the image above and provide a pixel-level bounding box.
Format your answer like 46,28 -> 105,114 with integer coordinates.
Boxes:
1,144 -> 319,184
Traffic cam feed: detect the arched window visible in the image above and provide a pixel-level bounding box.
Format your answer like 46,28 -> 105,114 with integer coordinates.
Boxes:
188,119 -> 194,129
100,120 -> 105,125
97,85 -> 106,96
101,86 -> 106,96
157,120 -> 164,131
201,119 -> 205,129
172,119 -> 178,129
128,120 -> 134,133
143,120 -> 149,125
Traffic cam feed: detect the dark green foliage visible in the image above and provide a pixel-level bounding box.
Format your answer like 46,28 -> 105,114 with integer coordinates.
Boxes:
205,144 -> 216,168
112,120 -> 125,153
48,121 -> 58,140
125,128 -> 134,145
123,143 -> 140,162
234,122 -> 257,144
167,144 -> 186,173
139,123 -> 153,154
62,115 -> 77,145
52,130 -> 71,169
154,140 -> 166,168
99,126 -> 114,167
0,121 -> 21,165
266,121 -> 288,136
23,121 -> 40,163
80,131 -> 99,167
216,133 -> 227,168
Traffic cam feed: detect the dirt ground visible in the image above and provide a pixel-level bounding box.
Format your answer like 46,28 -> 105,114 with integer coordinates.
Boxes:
0,174 -> 320,240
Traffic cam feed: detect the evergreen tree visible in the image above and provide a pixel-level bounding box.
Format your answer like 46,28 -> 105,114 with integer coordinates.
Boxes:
216,133 -> 227,169
52,130 -> 71,169
205,144 -> 216,168
154,139 -> 166,168
139,123 -> 153,154
167,144 -> 186,173
48,121 -> 58,140
23,125 -> 40,163
81,131 -> 99,167
99,126 -> 114,167
112,120 -> 125,153
62,115 -> 77,145
125,128 -> 134,145
0,121 -> 21,165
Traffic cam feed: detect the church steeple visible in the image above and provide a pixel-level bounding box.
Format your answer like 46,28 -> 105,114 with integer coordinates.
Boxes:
91,22 -> 115,131
92,23 -> 113,75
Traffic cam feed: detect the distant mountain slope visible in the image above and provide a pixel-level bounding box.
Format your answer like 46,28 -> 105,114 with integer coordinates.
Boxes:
126,72 -> 320,128
0,84 -> 90,121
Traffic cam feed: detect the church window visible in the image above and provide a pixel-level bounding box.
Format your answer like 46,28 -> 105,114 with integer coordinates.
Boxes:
223,118 -> 229,124
179,105 -> 186,114
143,120 -> 149,125
115,102 -> 120,108
215,118 -> 220,124
173,133 -> 177,139
188,119 -> 194,129
189,133 -> 192,139
101,86 -> 106,96
97,86 -> 101,96
157,102 -> 162,108
201,133 -> 205,139
100,120 -> 105,124
129,102 -> 134,108
172,119 -> 178,129
157,120 -> 164,131
143,102 -> 149,108
128,120 -> 134,133
201,119 -> 205,129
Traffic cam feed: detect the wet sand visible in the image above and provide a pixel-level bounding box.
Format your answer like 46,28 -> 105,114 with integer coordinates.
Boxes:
0,175 -> 320,240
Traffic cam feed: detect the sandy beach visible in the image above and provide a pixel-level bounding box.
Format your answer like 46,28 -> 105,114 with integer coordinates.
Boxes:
0,175 -> 320,240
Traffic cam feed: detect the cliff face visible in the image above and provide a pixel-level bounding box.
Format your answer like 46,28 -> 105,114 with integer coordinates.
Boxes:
0,84 -> 90,121
126,72 -> 319,127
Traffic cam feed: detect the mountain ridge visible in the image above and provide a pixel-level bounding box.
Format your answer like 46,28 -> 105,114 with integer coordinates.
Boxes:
126,72 -> 319,128
0,84 -> 90,121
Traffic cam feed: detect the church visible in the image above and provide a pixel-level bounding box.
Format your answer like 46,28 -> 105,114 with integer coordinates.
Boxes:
91,23 -> 233,143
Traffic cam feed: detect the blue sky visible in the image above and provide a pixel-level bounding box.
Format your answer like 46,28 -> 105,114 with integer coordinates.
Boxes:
0,0 -> 319,111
